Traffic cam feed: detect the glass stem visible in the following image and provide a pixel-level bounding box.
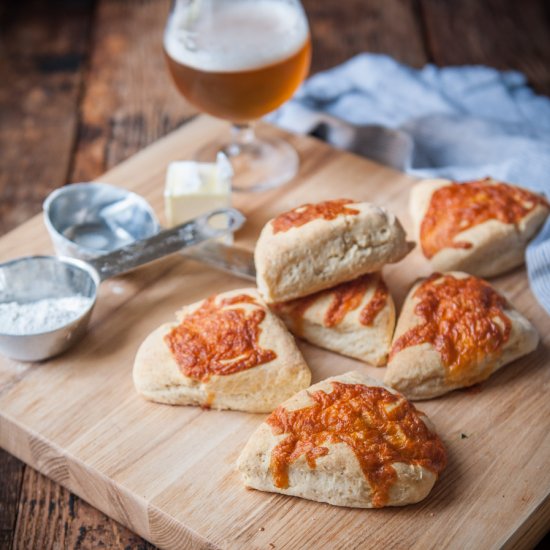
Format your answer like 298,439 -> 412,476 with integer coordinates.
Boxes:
229,122 -> 255,156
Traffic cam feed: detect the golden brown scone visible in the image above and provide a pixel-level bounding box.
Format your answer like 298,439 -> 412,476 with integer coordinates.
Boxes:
133,288 -> 311,413
272,273 -> 395,366
255,199 -> 413,302
237,371 -> 447,508
384,272 -> 539,400
410,177 -> 550,277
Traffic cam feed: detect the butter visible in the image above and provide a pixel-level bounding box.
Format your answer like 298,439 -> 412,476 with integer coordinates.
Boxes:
164,153 -> 232,232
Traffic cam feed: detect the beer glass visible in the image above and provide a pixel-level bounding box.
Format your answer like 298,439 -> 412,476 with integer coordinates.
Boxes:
164,0 -> 311,192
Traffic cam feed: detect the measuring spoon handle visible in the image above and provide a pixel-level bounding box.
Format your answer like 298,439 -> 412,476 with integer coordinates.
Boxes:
88,208 -> 245,281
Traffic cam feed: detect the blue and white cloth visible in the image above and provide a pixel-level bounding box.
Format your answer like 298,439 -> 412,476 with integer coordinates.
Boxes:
270,54 -> 550,315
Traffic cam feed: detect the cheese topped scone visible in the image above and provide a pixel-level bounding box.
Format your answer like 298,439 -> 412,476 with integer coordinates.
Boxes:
255,199 -> 413,302
410,177 -> 549,277
237,371 -> 447,508
272,272 -> 395,366
133,288 -> 311,413
384,272 -> 539,400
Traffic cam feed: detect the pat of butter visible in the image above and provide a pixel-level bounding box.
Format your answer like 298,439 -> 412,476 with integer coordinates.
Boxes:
164,153 -> 232,229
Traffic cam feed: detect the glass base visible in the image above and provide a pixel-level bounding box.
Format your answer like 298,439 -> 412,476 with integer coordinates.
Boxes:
194,128 -> 299,192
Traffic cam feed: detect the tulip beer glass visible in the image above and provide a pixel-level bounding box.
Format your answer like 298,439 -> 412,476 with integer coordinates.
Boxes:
164,0 -> 311,191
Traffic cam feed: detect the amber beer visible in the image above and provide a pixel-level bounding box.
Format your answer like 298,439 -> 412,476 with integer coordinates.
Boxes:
164,0 -> 311,123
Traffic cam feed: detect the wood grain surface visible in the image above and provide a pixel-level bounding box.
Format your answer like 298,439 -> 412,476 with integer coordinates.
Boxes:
1,0 -> 550,548
1,116 -> 550,550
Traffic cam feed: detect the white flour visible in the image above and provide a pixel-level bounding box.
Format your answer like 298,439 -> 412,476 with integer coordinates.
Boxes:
0,296 -> 93,335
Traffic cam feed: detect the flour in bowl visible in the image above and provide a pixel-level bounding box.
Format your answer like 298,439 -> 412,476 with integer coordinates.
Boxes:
0,296 -> 93,335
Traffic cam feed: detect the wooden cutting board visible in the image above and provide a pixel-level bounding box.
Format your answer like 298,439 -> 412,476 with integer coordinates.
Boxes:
1,116 -> 549,550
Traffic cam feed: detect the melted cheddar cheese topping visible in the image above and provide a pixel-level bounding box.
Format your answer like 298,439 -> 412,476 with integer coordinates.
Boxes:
165,294 -> 276,381
272,199 -> 359,233
390,273 -> 512,384
420,178 -> 549,258
267,381 -> 447,507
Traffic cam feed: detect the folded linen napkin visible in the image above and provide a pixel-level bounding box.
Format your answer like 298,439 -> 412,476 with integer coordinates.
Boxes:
269,53 -> 550,315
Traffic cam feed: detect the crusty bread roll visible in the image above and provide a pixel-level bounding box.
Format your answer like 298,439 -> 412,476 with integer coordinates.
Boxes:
272,272 -> 395,366
133,288 -> 311,413
255,199 -> 413,303
237,371 -> 447,508
384,272 -> 539,400
410,177 -> 549,277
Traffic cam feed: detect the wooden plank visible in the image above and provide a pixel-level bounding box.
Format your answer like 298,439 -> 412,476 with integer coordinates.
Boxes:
302,0 -> 428,70
0,0 -> 94,235
419,0 -> 550,95
0,449 -> 23,549
1,116 -> 549,550
11,467 -> 154,549
70,0 -> 197,183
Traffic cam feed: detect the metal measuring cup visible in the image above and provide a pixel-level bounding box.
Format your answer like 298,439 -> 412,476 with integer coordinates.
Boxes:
0,208 -> 244,362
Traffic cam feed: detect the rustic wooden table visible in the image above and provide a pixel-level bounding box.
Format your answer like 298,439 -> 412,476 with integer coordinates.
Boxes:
1,0 -> 549,548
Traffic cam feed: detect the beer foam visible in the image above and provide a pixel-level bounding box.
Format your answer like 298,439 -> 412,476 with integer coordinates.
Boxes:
164,0 -> 309,73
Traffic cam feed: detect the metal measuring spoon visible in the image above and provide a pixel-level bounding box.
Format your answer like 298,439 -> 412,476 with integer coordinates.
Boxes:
0,208 -> 244,362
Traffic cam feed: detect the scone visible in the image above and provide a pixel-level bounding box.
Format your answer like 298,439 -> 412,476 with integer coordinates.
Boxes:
410,177 -> 549,277
255,199 -> 413,302
384,272 -> 539,400
237,371 -> 447,508
133,288 -> 311,412
272,272 -> 395,366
